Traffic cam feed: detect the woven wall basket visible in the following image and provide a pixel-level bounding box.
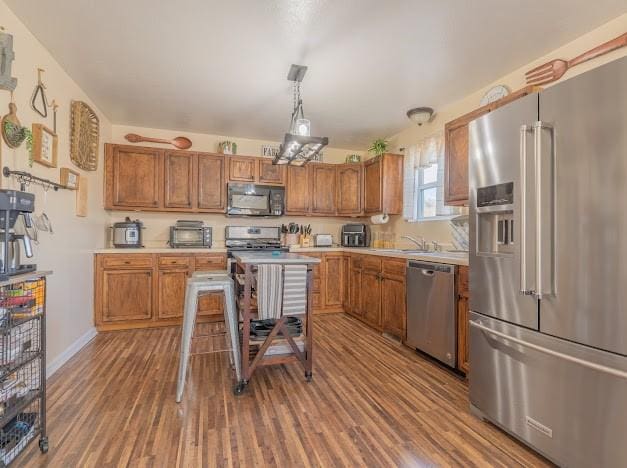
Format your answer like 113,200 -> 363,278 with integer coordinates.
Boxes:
70,100 -> 99,171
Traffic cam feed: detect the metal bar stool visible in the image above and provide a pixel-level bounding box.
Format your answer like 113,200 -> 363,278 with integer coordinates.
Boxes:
176,272 -> 241,402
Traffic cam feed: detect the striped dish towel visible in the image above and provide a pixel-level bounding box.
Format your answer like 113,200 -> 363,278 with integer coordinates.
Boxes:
282,264 -> 307,316
257,264 -> 283,319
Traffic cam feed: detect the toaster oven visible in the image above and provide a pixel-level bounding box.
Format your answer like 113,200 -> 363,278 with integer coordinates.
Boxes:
169,221 -> 212,248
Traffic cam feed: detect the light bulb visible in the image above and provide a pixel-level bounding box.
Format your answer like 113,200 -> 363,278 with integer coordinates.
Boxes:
295,118 -> 310,136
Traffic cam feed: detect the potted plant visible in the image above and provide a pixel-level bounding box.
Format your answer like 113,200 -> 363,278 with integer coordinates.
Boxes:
368,138 -> 389,156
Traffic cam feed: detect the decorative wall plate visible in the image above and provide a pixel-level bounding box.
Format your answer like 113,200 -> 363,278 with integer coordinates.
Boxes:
70,100 -> 99,171
480,85 -> 510,106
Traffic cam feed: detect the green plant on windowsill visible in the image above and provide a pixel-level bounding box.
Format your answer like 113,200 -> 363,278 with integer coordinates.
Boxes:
368,138 -> 389,157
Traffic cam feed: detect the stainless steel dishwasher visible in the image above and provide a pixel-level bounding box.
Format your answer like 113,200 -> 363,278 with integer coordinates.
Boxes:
406,260 -> 456,367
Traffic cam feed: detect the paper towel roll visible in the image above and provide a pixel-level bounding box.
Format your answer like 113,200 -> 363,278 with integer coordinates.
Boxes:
370,214 -> 389,225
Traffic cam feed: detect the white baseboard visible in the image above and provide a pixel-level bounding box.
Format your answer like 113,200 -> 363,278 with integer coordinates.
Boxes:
46,327 -> 98,378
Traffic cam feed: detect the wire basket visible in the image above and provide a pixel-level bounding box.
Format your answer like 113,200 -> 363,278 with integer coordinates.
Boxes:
0,398 -> 40,466
0,279 -> 44,377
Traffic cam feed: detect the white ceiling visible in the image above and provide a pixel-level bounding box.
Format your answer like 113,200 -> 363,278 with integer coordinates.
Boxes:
6,0 -> 627,149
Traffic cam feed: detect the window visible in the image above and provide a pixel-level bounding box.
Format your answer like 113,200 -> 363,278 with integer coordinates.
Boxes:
402,133 -> 462,221
416,163 -> 439,219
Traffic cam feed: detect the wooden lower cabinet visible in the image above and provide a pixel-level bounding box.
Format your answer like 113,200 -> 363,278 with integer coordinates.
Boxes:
381,275 -> 406,339
95,253 -> 227,331
457,265 -> 470,374
157,269 -> 189,319
100,269 -> 154,323
361,269 -> 382,327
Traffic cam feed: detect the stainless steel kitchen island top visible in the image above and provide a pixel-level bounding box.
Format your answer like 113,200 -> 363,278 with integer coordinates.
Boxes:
232,251 -> 320,265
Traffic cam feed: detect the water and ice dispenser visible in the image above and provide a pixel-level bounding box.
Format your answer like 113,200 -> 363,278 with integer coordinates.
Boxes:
476,182 -> 515,255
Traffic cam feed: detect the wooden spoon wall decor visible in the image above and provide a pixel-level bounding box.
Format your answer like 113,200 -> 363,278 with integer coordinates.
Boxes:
124,133 -> 192,150
526,32 -> 627,86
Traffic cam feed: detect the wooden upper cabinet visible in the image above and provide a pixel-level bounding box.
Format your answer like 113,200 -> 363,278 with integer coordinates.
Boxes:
337,165 -> 363,216
105,144 -> 163,209
285,165 -> 310,215
258,159 -> 285,185
311,164 -> 337,215
197,153 -> 226,212
228,156 -> 257,182
444,85 -> 541,206
164,151 -> 194,209
364,153 -> 403,215
444,122 -> 470,205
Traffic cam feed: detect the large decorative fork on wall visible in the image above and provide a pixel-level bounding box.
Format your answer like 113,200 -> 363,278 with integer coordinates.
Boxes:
526,32 -> 627,86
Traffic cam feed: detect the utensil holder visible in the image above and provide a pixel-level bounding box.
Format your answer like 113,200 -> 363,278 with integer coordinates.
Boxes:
285,234 -> 300,247
300,235 -> 312,248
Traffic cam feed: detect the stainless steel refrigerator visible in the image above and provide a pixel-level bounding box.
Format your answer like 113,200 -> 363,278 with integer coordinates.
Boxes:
468,56 -> 627,467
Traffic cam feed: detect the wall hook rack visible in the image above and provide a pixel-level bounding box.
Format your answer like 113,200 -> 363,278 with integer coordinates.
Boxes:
3,166 -> 69,191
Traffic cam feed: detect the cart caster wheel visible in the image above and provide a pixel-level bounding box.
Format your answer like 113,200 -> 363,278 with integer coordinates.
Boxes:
233,382 -> 246,396
305,371 -> 313,382
39,437 -> 49,453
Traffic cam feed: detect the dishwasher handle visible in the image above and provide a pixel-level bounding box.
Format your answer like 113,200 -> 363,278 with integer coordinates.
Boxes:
421,269 -> 435,276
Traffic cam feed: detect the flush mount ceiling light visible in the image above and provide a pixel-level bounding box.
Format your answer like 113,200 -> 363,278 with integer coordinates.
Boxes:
274,64 -> 329,166
406,107 -> 434,126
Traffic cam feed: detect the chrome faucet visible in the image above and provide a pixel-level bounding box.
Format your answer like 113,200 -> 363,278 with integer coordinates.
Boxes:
401,235 -> 428,251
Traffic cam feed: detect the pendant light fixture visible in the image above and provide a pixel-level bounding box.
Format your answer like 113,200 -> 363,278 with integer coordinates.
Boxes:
274,64 -> 328,166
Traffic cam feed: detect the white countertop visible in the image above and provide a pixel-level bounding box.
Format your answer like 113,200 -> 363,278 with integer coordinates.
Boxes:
94,245 -> 467,266
290,246 -> 469,266
233,252 -> 321,265
94,247 -> 227,254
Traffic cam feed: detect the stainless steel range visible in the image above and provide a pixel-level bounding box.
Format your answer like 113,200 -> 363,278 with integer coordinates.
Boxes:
225,226 -> 287,272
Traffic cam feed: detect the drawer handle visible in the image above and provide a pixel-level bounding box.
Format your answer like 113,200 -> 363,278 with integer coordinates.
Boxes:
124,261 -> 130,264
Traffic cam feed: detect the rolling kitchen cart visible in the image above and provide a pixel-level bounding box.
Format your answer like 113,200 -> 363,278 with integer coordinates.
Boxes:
232,252 -> 319,395
0,272 -> 50,466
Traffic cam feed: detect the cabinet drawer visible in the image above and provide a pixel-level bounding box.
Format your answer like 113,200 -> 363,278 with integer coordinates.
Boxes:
194,255 -> 227,271
101,255 -> 154,269
382,258 -> 406,277
158,256 -> 192,269
362,256 -> 382,271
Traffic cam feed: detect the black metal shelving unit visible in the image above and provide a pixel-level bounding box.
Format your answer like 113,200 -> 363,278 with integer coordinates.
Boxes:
0,272 -> 49,466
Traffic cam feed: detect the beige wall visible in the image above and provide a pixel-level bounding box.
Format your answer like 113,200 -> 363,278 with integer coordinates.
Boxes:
379,13 -> 627,249
108,125 -> 365,246
0,0 -> 112,372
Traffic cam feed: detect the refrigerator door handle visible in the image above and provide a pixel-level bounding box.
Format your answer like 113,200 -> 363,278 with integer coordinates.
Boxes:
519,124 -> 534,296
470,319 -> 627,380
533,121 -> 555,299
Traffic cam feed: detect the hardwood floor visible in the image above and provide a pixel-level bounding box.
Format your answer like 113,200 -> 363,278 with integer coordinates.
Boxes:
19,314 -> 549,467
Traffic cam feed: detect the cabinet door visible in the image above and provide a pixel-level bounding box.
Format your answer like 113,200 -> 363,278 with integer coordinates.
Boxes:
285,165 -> 310,214
101,269 -> 153,322
106,145 -> 162,208
258,159 -> 285,185
444,122 -> 469,205
361,269 -> 381,327
349,267 -> 362,316
164,151 -> 194,209
228,156 -> 256,182
323,254 -> 344,308
342,256 -> 350,311
364,157 -> 382,214
157,269 -> 189,319
311,164 -> 337,215
337,165 -> 363,215
197,153 -> 226,211
197,293 -> 224,319
381,276 -> 406,338
457,296 -> 470,374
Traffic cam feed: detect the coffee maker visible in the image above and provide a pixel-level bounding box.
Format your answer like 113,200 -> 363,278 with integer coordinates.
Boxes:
0,190 -> 36,280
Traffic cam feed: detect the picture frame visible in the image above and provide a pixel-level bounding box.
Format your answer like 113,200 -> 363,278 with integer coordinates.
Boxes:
32,123 -> 58,168
60,167 -> 80,190
261,145 -> 280,158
